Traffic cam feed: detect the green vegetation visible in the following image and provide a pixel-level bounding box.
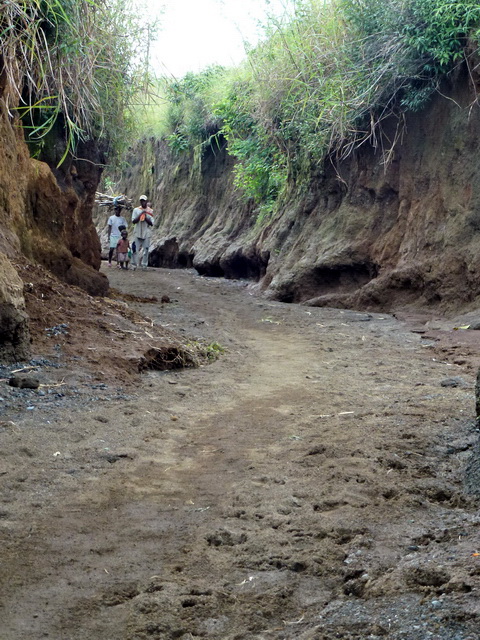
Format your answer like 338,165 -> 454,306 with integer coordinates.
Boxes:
0,0 -> 153,165
3,0 -> 479,195
139,84 -> 171,138
162,67 -> 231,153
186,340 -> 226,363
156,0 -> 480,219
203,341 -> 226,362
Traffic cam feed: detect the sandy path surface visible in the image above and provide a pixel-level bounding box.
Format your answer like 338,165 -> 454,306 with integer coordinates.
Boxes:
1,266 -> 480,639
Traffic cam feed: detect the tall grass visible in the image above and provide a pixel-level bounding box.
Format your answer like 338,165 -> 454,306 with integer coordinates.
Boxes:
0,0 -> 152,165
136,81 -> 171,138
162,66 -> 234,151
158,0 -> 480,218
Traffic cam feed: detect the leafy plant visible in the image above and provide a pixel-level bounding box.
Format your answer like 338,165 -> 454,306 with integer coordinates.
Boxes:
166,131 -> 190,154
163,67 -> 227,150
204,341 -> 226,362
187,340 -> 226,362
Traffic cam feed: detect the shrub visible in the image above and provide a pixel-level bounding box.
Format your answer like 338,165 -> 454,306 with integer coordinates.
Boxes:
162,66 -> 228,150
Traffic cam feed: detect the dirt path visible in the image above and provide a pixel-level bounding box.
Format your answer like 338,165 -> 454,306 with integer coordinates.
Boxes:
1,267 -> 480,639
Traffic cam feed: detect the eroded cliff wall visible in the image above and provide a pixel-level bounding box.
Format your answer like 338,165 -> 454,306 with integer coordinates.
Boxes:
0,76 -> 107,361
107,64 -> 480,316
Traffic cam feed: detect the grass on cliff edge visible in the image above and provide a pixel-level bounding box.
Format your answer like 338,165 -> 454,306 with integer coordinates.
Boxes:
1,0 -> 155,166
148,0 -> 480,218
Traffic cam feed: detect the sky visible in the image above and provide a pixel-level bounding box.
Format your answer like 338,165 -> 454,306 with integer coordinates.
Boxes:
146,0 -> 292,78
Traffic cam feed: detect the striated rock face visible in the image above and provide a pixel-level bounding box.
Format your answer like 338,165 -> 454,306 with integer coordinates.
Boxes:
0,253 -> 30,361
108,62 -> 480,316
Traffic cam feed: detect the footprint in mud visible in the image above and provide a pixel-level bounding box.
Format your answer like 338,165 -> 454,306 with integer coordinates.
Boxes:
206,528 -> 248,547
312,487 -> 371,510
379,455 -> 408,471
97,582 -> 140,606
425,486 -> 471,507
404,565 -> 451,591
313,499 -> 345,511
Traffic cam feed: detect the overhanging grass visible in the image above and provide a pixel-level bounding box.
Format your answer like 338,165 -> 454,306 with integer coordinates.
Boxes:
1,0 -> 153,165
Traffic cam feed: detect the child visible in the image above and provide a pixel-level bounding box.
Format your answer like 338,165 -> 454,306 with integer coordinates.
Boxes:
116,230 -> 130,270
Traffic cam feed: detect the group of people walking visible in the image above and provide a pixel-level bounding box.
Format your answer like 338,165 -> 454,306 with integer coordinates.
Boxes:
106,195 -> 154,271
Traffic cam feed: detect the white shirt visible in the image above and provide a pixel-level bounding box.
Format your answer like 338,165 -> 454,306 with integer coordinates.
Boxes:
107,214 -> 127,236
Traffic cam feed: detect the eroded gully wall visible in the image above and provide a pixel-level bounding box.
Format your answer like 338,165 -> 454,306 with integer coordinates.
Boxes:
111,62 -> 480,315
0,70 -> 107,361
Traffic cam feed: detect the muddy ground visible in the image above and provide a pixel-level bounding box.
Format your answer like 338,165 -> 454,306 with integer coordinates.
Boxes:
1,264 -> 480,640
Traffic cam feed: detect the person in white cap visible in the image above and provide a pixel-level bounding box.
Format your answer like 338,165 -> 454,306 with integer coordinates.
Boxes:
131,195 -> 154,270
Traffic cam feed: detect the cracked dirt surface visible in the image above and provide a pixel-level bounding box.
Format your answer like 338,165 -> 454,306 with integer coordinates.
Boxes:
1,265 -> 480,639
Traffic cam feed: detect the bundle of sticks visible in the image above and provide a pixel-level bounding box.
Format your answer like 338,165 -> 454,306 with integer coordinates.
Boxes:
95,192 -> 133,211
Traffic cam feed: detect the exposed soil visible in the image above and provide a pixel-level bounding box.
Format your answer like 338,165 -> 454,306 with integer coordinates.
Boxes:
1,264 -> 480,640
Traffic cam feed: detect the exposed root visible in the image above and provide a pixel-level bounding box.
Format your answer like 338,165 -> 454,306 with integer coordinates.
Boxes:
139,345 -> 199,371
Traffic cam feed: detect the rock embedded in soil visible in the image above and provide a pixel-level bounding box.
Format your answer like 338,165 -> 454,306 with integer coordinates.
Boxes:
8,375 -> 40,390
440,376 -> 468,388
0,254 -> 30,362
